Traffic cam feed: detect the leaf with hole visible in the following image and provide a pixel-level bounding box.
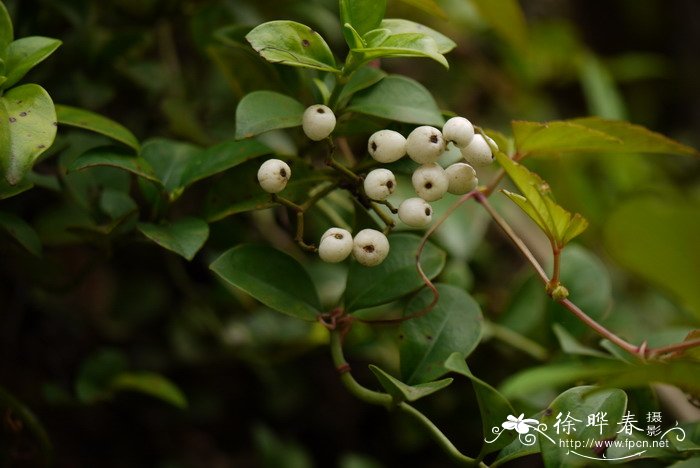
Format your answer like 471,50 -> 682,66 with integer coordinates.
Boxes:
400,284 -> 483,384
137,217 -> 209,261
347,75 -> 444,126
246,21 -> 339,73
210,244 -> 321,321
2,36 -> 61,90
0,84 -> 56,184
55,104 -> 140,151
235,91 -> 305,139
344,233 -> 445,312
369,364 -> 452,402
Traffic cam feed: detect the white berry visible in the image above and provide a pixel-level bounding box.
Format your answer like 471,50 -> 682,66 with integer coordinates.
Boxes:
461,134 -> 497,167
302,104 -> 336,141
412,163 -> 449,202
442,117 -> 475,148
257,159 -> 291,193
318,228 -> 353,263
368,130 -> 406,163
445,163 -> 478,195
406,126 -> 445,164
363,168 -> 396,201
352,229 -> 390,267
398,198 -> 433,227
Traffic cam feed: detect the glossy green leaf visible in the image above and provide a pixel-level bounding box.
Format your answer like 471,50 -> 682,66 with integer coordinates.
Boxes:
0,210 -> 41,256
180,138 -> 270,186
400,284 -> 483,384
512,118 -> 698,157
246,20 -> 339,73
210,244 -> 321,321
350,33 -> 448,68
0,1 -> 12,50
362,28 -> 391,47
397,0 -> 447,19
444,353 -> 516,455
497,151 -> 588,247
2,36 -> 61,90
235,91 -> 305,139
347,75 -> 444,126
336,66 -> 386,109
539,386 -> 627,467
140,138 -> 200,197
344,233 -> 446,312
470,0 -> 528,51
110,372 -> 187,409
137,217 -> 209,261
55,104 -> 140,151
0,84 -> 56,184
343,23 -> 365,50
369,364 -> 452,402
340,0 -> 386,40
68,146 -> 160,184
604,197 -> 700,319
379,19 -> 455,54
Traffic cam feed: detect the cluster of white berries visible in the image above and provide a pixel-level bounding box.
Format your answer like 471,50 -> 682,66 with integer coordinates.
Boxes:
255,105 -> 497,267
366,116 -> 497,229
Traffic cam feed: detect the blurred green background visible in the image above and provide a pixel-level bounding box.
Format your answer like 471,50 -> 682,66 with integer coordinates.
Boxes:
1,0 -> 699,467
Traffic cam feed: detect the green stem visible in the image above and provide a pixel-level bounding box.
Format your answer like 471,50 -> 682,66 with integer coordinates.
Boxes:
327,157 -> 362,183
329,330 -> 485,466
370,202 -> 395,232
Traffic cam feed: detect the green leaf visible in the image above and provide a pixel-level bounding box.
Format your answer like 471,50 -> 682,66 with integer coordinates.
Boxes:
55,105 -> 140,152
444,353 -> 516,455
469,0 -> 528,51
552,324 -> 610,359
578,53 -> 627,120
400,284 -> 483,384
1,36 -> 61,90
110,372 -> 187,409
246,20 -> 339,73
369,364 -> 452,402
604,197 -> 700,319
344,233 -> 446,312
343,23 -> 366,50
379,19 -> 456,54
340,0 -> 386,40
180,138 -> 270,187
347,75 -> 444,126
362,28 -> 391,47
0,210 -> 41,256
350,33 -> 448,68
512,118 -> 698,157
0,84 -> 56,184
396,0 -> 447,19
68,146 -> 160,184
336,66 -> 386,109
235,91 -> 305,139
140,138 -> 200,197
0,176 -> 32,199
137,217 -> 209,261
76,349 -> 129,404
496,151 -> 588,247
539,386 -> 627,467
210,244 -> 321,321
0,1 -> 12,50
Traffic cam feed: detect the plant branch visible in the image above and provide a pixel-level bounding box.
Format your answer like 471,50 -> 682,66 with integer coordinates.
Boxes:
646,339 -> 700,359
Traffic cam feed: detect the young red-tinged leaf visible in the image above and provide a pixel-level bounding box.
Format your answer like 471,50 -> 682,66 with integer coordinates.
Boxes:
400,284 -> 483,384
210,244 -> 321,321
369,365 -> 452,402
246,21 -> 339,73
235,91 -> 305,139
55,104 -> 140,151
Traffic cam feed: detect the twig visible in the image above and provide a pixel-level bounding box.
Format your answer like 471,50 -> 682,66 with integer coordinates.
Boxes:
647,339 -> 700,359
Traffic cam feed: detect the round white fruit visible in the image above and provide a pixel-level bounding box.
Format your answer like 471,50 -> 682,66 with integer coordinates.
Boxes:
445,162 -> 478,195
461,134 -> 497,167
352,229 -> 390,267
412,163 -> 449,201
363,168 -> 396,201
257,159 -> 291,193
302,104 -> 336,141
398,198 -> 433,227
442,117 -> 475,148
406,126 -> 445,164
368,130 -> 406,163
318,227 -> 353,263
